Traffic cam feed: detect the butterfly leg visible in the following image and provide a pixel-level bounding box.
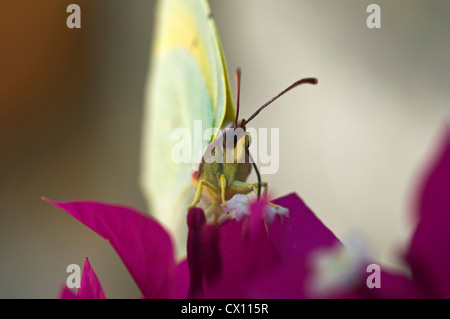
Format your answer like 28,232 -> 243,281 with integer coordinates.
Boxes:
220,174 -> 227,206
251,181 -> 268,198
188,179 -> 218,209
229,180 -> 268,198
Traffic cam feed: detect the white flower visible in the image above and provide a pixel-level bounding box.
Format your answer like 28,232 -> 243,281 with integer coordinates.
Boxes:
264,204 -> 289,224
307,233 -> 372,296
221,194 -> 250,221
222,195 -> 290,224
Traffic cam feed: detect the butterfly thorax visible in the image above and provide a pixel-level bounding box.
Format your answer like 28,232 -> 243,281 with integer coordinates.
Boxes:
192,123 -> 252,218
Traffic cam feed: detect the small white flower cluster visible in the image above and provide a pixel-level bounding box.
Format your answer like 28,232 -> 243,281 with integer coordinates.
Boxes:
307,233 -> 373,296
221,194 -> 289,223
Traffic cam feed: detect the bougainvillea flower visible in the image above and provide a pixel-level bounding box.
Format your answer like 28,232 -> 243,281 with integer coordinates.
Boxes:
46,192 -> 339,299
49,125 -> 450,299
60,257 -> 106,299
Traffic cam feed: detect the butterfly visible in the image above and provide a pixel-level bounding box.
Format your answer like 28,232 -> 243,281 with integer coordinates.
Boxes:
141,0 -> 317,255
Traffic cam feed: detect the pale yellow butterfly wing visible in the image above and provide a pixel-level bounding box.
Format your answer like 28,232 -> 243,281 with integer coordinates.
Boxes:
141,0 -> 235,256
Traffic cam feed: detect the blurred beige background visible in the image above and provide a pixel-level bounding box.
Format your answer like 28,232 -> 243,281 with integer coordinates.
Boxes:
0,0 -> 449,298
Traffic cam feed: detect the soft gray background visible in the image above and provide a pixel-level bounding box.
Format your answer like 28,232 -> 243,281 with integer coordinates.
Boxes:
0,0 -> 448,298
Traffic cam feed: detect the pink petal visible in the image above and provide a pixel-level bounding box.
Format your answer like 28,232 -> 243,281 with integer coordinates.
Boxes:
269,193 -> 341,265
219,193 -> 339,273
208,209 -> 282,298
59,286 -> 77,299
212,193 -> 340,298
78,257 -> 106,299
244,200 -> 283,272
174,260 -> 189,299
219,200 -> 281,278
406,126 -> 450,297
218,218 -> 245,273
45,199 -> 176,299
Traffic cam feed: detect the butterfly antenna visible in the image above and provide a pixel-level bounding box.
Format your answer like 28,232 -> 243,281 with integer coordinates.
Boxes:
245,77 -> 318,124
234,68 -> 242,128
